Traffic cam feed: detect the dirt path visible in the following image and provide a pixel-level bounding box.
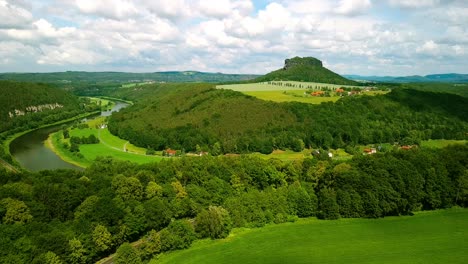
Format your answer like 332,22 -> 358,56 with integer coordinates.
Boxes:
0,158 -> 20,173
97,129 -> 149,157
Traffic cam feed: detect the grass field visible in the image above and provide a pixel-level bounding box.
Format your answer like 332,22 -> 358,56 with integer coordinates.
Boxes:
47,117 -> 164,167
244,90 -> 341,104
218,82 -> 387,104
420,139 -> 467,148
87,97 -> 114,110
154,208 -> 468,264
217,81 -> 359,92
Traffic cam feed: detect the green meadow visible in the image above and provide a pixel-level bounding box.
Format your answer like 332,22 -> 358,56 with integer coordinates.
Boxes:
420,139 -> 467,148
218,82 -> 387,104
47,117 -> 163,167
217,81 -> 359,91
244,90 -> 341,104
154,208 -> 468,264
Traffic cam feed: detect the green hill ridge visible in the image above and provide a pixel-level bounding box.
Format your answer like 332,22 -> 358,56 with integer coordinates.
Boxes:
108,83 -> 468,154
255,56 -> 357,85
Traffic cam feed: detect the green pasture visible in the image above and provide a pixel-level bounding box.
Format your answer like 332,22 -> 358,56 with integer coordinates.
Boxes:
87,97 -> 114,110
154,208 -> 468,264
244,90 -> 341,104
79,144 -> 162,164
218,82 -> 387,104
217,81 -> 359,92
420,139 -> 467,148
48,117 -> 164,167
122,81 -> 154,88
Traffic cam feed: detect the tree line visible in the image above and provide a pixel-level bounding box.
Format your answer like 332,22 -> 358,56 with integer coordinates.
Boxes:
0,144 -> 467,263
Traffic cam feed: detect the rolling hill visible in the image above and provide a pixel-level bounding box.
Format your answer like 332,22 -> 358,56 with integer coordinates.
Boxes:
254,57 -> 357,85
345,73 -> 468,83
108,83 -> 468,154
0,71 -> 259,84
0,81 -> 84,134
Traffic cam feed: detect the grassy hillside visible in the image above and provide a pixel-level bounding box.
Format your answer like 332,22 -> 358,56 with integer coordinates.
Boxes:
154,208 -> 468,264
108,82 -> 468,154
254,57 -> 357,85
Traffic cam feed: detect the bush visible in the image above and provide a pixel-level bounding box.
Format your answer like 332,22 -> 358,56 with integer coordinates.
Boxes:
195,206 -> 232,239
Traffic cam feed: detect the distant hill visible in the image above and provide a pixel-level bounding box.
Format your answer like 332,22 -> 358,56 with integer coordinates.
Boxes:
108,83 -> 468,154
345,73 -> 468,83
0,71 -> 259,84
0,81 -> 83,134
254,57 -> 357,85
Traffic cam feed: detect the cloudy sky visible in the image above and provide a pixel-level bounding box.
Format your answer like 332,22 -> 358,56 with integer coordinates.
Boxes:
0,0 -> 467,75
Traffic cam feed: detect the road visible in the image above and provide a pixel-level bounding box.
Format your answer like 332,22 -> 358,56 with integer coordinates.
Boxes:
0,158 -> 20,173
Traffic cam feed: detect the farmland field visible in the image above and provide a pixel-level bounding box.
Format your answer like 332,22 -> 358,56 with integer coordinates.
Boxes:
218,82 -> 387,104
154,208 -> 468,264
217,81 -> 359,91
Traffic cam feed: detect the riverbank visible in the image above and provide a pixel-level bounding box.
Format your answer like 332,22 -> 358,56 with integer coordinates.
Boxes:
45,132 -> 89,168
45,116 -> 164,168
1,111 -> 100,170
96,96 -> 134,105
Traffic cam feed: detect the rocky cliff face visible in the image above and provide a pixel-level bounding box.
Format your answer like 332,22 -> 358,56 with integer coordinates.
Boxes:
283,57 -> 323,70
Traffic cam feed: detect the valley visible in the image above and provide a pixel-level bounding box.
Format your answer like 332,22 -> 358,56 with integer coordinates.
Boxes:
0,57 -> 467,264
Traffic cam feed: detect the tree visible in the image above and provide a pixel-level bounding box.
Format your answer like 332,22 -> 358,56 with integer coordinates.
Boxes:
112,175 -> 143,201
195,206 -> 232,239
0,198 -> 32,224
160,220 -> 196,251
171,180 -> 188,199
139,230 -> 161,260
63,129 -> 69,139
68,238 -> 86,264
114,243 -> 141,264
145,181 -> 163,199
317,188 -> 340,220
212,142 -> 222,156
93,224 -> 112,252
44,251 -> 63,264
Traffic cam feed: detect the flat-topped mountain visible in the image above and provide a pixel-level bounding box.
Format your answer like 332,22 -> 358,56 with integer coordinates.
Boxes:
255,56 -> 357,85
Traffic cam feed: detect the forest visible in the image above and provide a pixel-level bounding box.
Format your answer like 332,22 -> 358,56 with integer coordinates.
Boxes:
0,81 -> 99,164
0,144 -> 467,263
108,84 -> 468,154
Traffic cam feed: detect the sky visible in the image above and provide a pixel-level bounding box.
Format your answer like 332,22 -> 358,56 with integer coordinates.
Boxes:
0,0 -> 467,76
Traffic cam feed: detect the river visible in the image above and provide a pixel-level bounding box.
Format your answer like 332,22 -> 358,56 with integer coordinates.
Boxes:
9,101 -> 129,172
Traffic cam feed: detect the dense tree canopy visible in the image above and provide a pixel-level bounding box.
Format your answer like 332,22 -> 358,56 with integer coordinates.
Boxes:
0,144 -> 467,263
108,85 -> 468,154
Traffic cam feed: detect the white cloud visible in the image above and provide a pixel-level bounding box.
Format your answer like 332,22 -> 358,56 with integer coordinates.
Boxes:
0,0 -> 34,29
196,0 -> 254,18
73,0 -> 139,20
336,0 -> 372,16
389,0 -> 440,8
138,0 -> 192,21
417,40 -> 439,54
0,0 -> 466,75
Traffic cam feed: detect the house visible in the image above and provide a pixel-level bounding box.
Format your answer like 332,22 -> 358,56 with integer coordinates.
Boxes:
199,151 -> 209,156
336,88 -> 344,93
348,90 -> 361,96
400,145 -> 413,150
311,91 -> 324,96
165,148 -> 177,156
363,148 -> 377,154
